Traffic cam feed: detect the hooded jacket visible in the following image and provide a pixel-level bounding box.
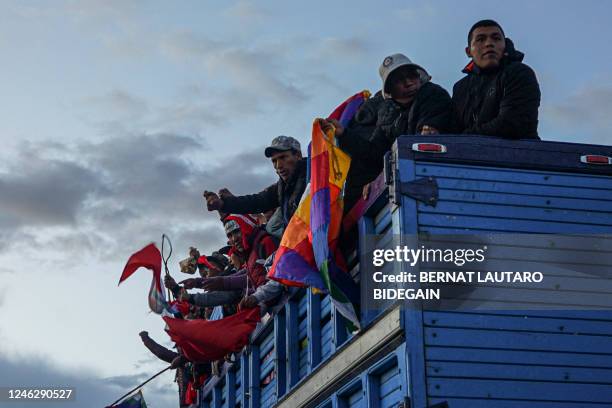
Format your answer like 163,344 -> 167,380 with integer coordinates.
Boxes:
337,83 -> 453,210
220,159 -> 307,230
452,38 -> 541,139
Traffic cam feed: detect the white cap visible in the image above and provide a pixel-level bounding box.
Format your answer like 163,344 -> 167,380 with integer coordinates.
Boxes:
379,53 -> 430,99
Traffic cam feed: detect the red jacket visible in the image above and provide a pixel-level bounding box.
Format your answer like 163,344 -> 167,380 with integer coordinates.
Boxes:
245,228 -> 277,289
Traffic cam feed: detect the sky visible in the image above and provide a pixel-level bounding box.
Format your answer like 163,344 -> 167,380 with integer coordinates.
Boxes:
1,1 -> 611,407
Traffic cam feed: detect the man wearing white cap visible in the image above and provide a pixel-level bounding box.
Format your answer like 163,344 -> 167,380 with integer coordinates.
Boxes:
323,53 -> 452,210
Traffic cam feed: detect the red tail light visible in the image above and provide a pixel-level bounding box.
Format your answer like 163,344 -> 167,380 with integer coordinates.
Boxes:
581,155 -> 612,165
412,143 -> 447,153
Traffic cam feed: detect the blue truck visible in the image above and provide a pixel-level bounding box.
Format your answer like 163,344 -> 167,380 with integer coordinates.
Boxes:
199,135 -> 612,408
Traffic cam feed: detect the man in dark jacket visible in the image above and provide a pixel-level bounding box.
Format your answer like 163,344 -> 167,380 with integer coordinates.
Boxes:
453,19 -> 541,139
204,136 -> 307,238
322,53 -> 452,210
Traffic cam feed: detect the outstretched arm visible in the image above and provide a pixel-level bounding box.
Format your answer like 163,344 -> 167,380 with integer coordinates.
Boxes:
139,331 -> 178,363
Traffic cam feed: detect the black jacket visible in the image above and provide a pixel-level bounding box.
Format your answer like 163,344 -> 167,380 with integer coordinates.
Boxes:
452,38 -> 541,139
221,159 -> 307,226
338,82 -> 452,209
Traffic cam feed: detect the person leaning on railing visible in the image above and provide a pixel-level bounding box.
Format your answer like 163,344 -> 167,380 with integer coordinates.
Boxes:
321,53 -> 453,212
452,19 -> 541,139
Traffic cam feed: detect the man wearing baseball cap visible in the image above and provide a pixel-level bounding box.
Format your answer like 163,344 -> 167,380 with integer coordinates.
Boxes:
203,135 -> 307,238
322,53 -> 452,210
452,19 -> 540,139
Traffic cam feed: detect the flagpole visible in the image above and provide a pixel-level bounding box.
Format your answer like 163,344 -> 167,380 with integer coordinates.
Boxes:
161,234 -> 174,301
106,366 -> 171,407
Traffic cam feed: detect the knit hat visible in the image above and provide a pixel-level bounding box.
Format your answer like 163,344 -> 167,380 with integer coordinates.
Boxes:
223,214 -> 259,251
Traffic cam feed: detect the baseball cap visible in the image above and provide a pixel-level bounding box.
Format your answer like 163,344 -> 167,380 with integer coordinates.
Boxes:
264,135 -> 301,158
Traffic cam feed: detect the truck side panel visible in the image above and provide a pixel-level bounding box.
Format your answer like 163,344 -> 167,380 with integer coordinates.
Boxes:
395,156 -> 612,407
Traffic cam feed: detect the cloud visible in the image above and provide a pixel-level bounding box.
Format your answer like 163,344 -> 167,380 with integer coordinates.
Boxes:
77,88 -> 226,137
0,287 -> 6,308
545,85 -> 612,135
103,372 -> 150,388
0,351 -> 176,408
0,268 -> 15,276
0,153 -> 103,229
315,37 -> 370,60
172,225 -> 227,256
225,0 -> 271,23
85,90 -> 149,119
133,355 -> 160,370
0,133 -> 276,261
8,0 -> 146,29
159,31 -> 225,61
395,2 -> 438,23
159,31 -> 310,109
207,48 -> 308,105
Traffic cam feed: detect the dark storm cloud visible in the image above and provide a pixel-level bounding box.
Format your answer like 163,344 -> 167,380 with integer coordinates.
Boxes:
0,352 -> 175,408
0,156 -> 103,228
103,372 -> 150,388
0,132 -> 276,260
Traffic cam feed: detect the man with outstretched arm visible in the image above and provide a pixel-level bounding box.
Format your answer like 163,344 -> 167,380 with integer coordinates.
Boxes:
203,136 -> 306,239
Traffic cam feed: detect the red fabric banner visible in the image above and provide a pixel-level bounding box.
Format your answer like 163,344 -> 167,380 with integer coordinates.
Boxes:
163,307 -> 261,362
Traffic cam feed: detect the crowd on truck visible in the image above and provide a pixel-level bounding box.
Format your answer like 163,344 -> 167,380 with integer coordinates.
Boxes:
134,19 -> 542,407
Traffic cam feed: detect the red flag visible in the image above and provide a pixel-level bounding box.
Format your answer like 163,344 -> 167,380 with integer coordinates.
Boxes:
119,243 -> 167,314
163,307 -> 261,362
118,243 -> 161,285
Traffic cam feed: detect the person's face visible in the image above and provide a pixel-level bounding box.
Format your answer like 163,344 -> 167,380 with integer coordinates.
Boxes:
467,26 -> 506,69
270,150 -> 301,182
227,229 -> 244,252
207,264 -> 223,278
389,66 -> 422,104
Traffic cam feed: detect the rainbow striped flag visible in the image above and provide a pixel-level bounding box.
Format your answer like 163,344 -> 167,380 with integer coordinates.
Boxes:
269,91 -> 369,330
